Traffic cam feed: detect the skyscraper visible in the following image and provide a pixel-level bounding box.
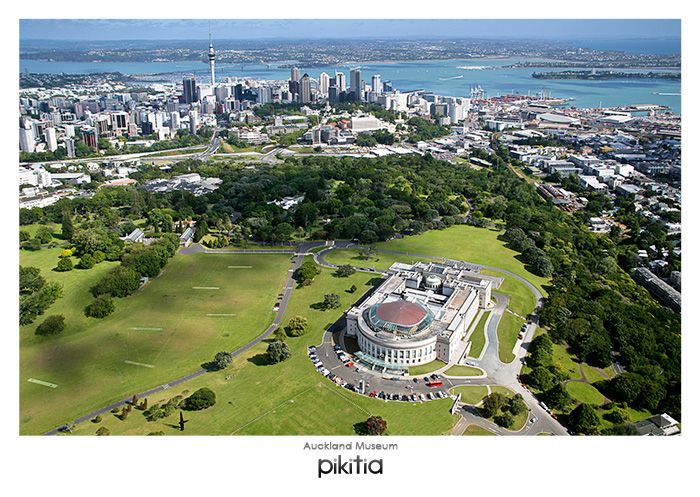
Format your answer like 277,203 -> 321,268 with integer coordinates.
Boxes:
299,74 -> 312,104
19,117 -> 35,153
65,138 -> 75,158
335,71 -> 346,92
350,68 -> 363,101
44,127 -> 57,152
371,75 -> 382,94
182,77 -> 198,104
208,33 -> 216,86
319,72 -> 330,95
290,67 -> 301,82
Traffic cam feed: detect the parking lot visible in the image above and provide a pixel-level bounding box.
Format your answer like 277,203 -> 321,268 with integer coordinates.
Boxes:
309,329 -> 453,403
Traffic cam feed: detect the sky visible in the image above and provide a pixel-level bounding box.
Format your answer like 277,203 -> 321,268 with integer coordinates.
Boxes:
19,19 -> 681,42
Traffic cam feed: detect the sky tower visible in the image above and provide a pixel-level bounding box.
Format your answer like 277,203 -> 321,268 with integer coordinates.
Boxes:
208,32 -> 216,85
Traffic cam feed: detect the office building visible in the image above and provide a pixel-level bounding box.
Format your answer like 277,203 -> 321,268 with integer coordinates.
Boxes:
319,72 -> 330,95
299,73 -> 312,104
182,77 -> 198,104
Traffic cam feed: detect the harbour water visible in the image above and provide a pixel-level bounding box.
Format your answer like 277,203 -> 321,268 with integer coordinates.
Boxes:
20,57 -> 681,114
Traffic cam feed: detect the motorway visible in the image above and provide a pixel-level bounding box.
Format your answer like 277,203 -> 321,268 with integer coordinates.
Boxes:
314,241 -> 568,436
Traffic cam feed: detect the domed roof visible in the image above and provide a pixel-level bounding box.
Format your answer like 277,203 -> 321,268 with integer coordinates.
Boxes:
363,299 -> 434,336
374,300 -> 428,327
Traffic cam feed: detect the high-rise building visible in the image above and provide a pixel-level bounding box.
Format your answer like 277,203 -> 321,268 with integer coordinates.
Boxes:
350,68 -> 361,96
79,126 -> 98,150
335,71 -> 346,92
299,74 -> 312,104
65,138 -> 76,158
19,118 -> 36,153
189,110 -> 199,134
182,77 -> 198,104
319,72 -> 330,95
371,75 -> 382,94
258,86 -> 273,105
44,127 -> 58,152
234,84 -> 244,101
383,81 -> 393,93
290,67 -> 301,82
208,33 -> 216,86
214,85 -> 230,103
328,85 -> 339,104
170,111 -> 180,130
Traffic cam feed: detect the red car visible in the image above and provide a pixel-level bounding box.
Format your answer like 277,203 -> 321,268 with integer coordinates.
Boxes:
345,361 -> 354,367
369,391 -> 377,398
427,381 -> 443,387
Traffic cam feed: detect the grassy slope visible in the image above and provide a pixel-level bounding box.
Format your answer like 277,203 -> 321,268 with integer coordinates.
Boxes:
467,311 -> 490,358
68,267 -> 458,436
444,365 -> 482,377
497,312 -> 524,363
565,382 -> 606,406
20,252 -> 291,434
408,360 -> 446,376
451,385 -> 489,405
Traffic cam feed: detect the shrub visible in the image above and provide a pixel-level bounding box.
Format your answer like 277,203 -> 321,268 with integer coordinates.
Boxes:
77,254 -> 95,269
91,415 -> 102,423
267,340 -> 291,364
181,388 -> 216,411
364,416 -> 388,435
96,426 -> 110,436
92,266 -> 141,298
335,264 -> 356,277
285,315 -> 309,337
211,351 -> 233,370
84,295 -> 115,318
55,257 -> 74,272
35,315 -> 66,336
143,395 -> 183,421
494,412 -> 514,428
147,431 -> 165,436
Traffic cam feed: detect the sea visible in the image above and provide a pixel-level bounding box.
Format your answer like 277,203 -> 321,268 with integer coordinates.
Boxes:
19,57 -> 681,114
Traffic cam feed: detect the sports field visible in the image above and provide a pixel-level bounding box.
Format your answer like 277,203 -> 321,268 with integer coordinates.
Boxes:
66,266 -> 458,436
20,251 -> 291,434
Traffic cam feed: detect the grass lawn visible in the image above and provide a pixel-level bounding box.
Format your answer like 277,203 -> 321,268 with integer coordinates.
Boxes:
581,363 -> 609,383
565,382 -> 606,406
451,385 -> 489,405
444,365 -> 483,377
552,342 -> 583,381
463,424 -> 495,436
497,312 -> 524,363
324,249 -> 432,271
374,226 -> 549,295
482,270 -> 537,318
467,311 -> 490,358
408,360 -> 447,376
20,222 -> 61,238
20,252 -> 291,435
66,266 -> 458,436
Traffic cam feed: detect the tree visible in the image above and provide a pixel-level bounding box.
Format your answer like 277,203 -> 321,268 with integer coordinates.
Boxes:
607,373 -> 643,405
92,266 -> 141,298
286,315 -> 309,337
568,403 -> 600,435
267,340 -> 291,364
61,211 -> 74,240
335,264 -> 356,277
211,351 -> 233,370
55,257 -> 74,272
34,226 -> 54,245
528,334 -> 554,367
543,383 -> 573,411
364,416 -> 388,435
359,246 -> 376,260
20,230 -> 31,243
295,260 -> 321,286
96,426 -> 110,436
35,315 -> 66,336
321,293 -> 341,310
77,254 -> 95,270
84,295 -> 115,318
480,392 -> 507,418
526,366 -> 557,391
349,284 -> 358,293
507,393 -> 528,415
181,387 -> 217,411
20,282 -> 63,325
20,266 -> 45,294
494,412 -> 514,428
273,327 -> 287,342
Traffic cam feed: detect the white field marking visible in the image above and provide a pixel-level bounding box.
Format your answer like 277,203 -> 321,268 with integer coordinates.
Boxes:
128,327 -> 163,331
228,265 -> 253,269
28,378 -> 58,388
124,360 -> 155,368
206,313 -> 237,317
192,286 -> 220,290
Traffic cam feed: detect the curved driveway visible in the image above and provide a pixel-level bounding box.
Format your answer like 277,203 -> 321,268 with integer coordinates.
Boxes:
315,241 -> 567,436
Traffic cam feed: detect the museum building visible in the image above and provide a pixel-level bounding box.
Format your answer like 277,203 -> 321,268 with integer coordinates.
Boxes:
346,261 -> 492,371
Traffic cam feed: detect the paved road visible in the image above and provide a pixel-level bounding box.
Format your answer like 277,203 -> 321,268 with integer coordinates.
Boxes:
43,244 -> 319,436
